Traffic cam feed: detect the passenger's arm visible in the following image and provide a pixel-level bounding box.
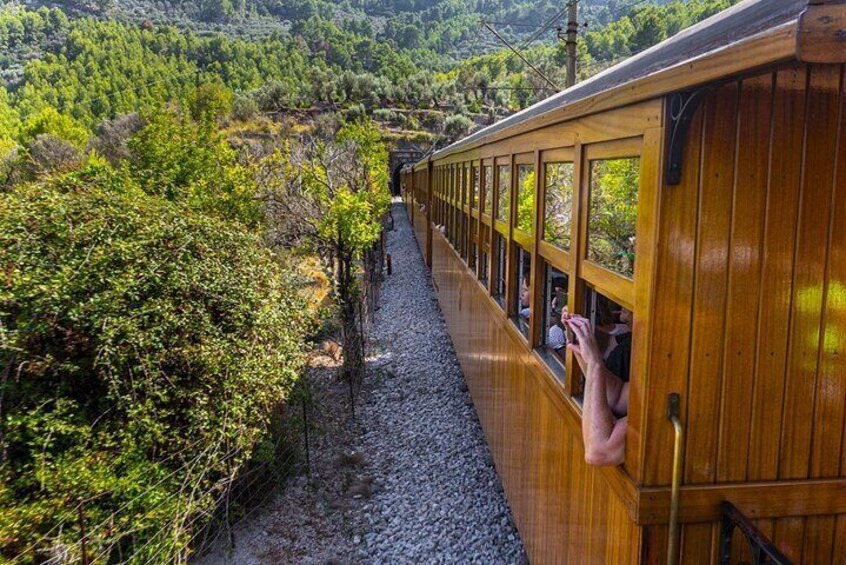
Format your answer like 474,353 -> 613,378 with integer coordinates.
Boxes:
566,316 -> 627,467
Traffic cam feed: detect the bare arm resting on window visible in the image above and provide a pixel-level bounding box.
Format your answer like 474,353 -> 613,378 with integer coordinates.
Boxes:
566,315 -> 629,466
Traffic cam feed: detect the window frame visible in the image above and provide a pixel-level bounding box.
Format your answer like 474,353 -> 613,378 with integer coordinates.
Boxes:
494,156 -> 511,235
578,138 -> 642,309
512,152 -> 536,244
539,147 -> 577,261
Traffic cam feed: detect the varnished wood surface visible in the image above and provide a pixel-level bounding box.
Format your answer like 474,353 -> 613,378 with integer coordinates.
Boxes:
408,61 -> 846,565
642,64 -> 846,564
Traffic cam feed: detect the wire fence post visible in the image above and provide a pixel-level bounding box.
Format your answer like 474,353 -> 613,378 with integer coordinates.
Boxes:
78,501 -> 89,565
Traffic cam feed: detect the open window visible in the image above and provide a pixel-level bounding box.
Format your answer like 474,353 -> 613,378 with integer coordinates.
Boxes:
469,215 -> 477,271
566,139 -> 640,400
539,263 -> 570,382
583,286 -> 633,383
511,244 -> 532,339
478,222 -> 490,285
493,232 -> 507,309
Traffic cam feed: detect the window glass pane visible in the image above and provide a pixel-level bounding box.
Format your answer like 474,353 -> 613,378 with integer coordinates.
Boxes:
516,164 -> 535,234
543,162 -> 574,250
512,246 -> 532,338
496,164 -> 511,222
540,264 -> 570,381
588,158 -> 640,278
493,233 -> 507,308
483,165 -> 493,216
472,165 -> 480,210
581,287 -> 633,383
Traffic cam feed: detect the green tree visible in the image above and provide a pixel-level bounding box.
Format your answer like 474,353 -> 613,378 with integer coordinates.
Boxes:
189,83 -> 235,123
19,106 -> 88,148
127,107 -> 262,226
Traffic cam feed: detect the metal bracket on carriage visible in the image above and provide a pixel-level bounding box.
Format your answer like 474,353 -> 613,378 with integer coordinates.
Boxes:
664,88 -> 709,186
798,0 -> 846,63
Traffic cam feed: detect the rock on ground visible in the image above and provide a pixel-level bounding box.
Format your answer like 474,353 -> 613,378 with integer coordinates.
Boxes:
195,199 -> 526,564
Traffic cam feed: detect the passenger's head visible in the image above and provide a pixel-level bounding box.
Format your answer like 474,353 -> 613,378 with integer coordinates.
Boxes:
619,307 -> 633,327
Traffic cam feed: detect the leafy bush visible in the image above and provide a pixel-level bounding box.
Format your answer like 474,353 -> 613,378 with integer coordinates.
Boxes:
127,107 -> 263,227
0,167 -> 314,563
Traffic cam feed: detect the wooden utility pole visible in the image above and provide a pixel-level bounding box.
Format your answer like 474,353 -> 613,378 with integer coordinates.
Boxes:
565,0 -> 579,87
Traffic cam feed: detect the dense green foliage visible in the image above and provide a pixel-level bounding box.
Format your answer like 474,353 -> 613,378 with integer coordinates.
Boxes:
0,163 -> 314,562
0,0 -> 737,150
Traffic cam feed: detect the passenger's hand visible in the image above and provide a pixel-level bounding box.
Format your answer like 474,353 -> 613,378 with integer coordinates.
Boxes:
565,316 -> 602,371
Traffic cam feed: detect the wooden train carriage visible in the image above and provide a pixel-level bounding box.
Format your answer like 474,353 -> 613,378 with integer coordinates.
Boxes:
401,1 -> 846,563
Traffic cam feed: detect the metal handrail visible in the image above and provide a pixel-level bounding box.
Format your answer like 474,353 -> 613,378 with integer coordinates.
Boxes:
667,393 -> 683,565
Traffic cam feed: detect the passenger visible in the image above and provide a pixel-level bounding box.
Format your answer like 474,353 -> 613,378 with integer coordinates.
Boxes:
519,278 -> 531,318
547,308 -> 568,360
605,307 -> 632,382
564,314 -> 628,467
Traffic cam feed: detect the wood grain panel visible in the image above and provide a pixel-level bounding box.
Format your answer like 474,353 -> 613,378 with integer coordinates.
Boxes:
684,81 -> 739,485
746,66 -> 807,483
779,64 -> 841,481
773,517 -> 804,563
642,109 -> 704,487
802,515 -> 835,565
834,515 -> 846,565
716,73 -> 773,483
627,127 -> 663,483
641,525 -> 668,565
679,523 -> 713,565
638,477 -> 846,524
810,65 -> 846,480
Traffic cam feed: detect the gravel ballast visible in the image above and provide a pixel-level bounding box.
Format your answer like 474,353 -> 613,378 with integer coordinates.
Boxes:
197,199 -> 525,564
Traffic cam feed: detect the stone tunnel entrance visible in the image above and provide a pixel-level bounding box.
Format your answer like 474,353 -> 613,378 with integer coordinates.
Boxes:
389,147 -> 424,196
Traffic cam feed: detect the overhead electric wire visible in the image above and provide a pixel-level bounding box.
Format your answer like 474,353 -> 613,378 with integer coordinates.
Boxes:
500,0 -> 576,66
481,21 -> 560,90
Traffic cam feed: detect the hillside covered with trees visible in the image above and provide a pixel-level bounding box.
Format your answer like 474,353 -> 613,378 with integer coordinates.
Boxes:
1,0 -> 735,154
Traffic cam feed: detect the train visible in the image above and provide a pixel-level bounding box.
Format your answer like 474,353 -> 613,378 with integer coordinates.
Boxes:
401,0 -> 846,562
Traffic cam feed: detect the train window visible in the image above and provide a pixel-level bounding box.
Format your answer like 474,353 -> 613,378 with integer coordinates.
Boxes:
493,233 -> 507,308
483,165 -> 493,216
587,157 -> 640,278
472,164 -> 480,210
539,264 -> 570,381
478,223 -> 490,285
511,245 -> 532,338
516,164 -> 536,234
581,287 -> 633,384
543,162 -> 574,251
496,164 -> 511,223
